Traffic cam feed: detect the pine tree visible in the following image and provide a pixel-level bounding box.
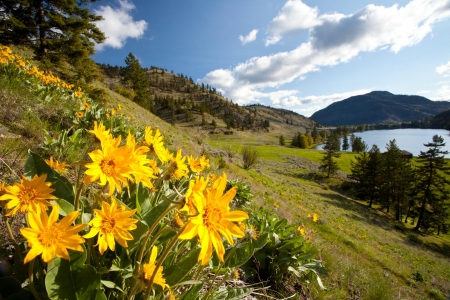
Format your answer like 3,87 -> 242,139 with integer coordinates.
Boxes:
122,53 -> 152,111
320,134 -> 341,178
342,135 -> 349,151
279,135 -> 285,146
0,0 -> 105,82
413,135 -> 450,233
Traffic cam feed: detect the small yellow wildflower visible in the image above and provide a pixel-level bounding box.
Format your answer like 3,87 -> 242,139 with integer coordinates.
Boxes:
20,205 -> 86,263
83,199 -> 138,255
76,111 -> 84,118
0,174 -> 55,216
166,149 -> 189,180
188,155 -> 210,173
82,102 -> 90,110
143,246 -> 169,290
313,213 -> 319,222
45,156 -> 69,173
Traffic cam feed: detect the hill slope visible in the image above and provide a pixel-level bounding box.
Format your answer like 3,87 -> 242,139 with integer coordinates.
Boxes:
310,91 -> 450,126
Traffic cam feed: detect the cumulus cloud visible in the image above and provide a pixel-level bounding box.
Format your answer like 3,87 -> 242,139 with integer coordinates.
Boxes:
201,0 -> 450,110
94,0 -> 148,51
266,0 -> 320,46
436,61 -> 450,75
431,81 -> 450,100
239,29 -> 259,45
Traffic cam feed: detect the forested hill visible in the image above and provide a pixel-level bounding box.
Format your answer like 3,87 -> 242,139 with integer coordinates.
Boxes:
430,109 -> 450,130
98,61 -> 317,135
310,91 -> 450,126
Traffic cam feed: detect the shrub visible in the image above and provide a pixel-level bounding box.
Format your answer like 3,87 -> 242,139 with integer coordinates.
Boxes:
241,145 -> 258,169
226,179 -> 254,208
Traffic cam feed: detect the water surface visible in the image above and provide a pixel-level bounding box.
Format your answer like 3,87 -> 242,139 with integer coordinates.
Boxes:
315,129 -> 450,157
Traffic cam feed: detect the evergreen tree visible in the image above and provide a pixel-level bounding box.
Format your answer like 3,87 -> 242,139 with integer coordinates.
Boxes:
279,135 -> 285,146
366,145 -> 383,208
342,135 -> 349,151
413,135 -> 450,233
320,134 -> 341,178
0,0 -> 105,82
122,53 -> 153,111
351,136 -> 367,153
379,140 -> 413,220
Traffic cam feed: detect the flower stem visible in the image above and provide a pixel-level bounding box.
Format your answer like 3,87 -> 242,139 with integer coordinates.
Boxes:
29,259 -> 41,300
145,228 -> 184,295
135,205 -> 175,275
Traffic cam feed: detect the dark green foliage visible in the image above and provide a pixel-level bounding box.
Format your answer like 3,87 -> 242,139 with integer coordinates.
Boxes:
0,0 -> 105,83
242,207 -> 325,291
413,135 -> 450,233
342,135 -> 349,151
380,140 -> 414,221
320,134 -> 341,178
121,52 -> 153,111
279,135 -> 285,146
351,136 -> 367,153
349,145 -> 383,207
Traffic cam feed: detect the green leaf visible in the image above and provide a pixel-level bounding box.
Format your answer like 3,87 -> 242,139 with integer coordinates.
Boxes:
101,280 -> 123,292
142,199 -> 171,227
165,248 -> 201,286
206,287 -> 253,300
127,221 -> 149,254
51,199 -> 74,216
180,283 -> 203,300
45,247 -> 105,300
24,150 -> 74,204
224,233 -> 268,268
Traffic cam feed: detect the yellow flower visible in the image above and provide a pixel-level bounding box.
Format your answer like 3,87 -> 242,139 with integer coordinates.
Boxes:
125,134 -> 156,189
166,149 -> 189,180
143,246 -> 169,290
82,102 -> 90,110
313,213 -> 319,222
179,173 -> 248,265
0,174 -> 56,216
244,224 -> 259,241
144,127 -> 170,163
181,176 -> 208,214
117,103 -> 122,111
111,108 -> 116,116
74,91 -> 82,98
84,136 -> 135,195
83,199 -> 137,255
88,121 -> 111,143
188,155 -> 210,173
76,111 -> 84,118
20,205 -> 86,263
45,156 -> 69,173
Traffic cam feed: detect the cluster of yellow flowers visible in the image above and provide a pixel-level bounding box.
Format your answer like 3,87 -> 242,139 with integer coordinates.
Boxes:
0,45 -> 74,90
0,120 -> 249,292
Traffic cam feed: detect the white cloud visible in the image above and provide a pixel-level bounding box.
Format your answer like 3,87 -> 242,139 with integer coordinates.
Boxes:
436,61 -> 450,75
416,90 -> 431,94
431,81 -> 450,100
202,0 -> 450,113
266,0 -> 320,46
94,0 -> 148,51
239,29 -> 259,45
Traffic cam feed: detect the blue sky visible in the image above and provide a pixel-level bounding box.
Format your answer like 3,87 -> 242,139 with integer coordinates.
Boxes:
92,0 -> 450,116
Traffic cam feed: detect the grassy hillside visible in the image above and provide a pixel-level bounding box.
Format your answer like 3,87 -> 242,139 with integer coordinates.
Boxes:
1,46 -> 449,300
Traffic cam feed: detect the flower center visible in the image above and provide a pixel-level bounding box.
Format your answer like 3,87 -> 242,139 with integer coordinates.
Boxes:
203,205 -> 222,229
101,217 -> 116,233
38,226 -> 61,247
19,187 -> 38,204
100,158 -> 116,176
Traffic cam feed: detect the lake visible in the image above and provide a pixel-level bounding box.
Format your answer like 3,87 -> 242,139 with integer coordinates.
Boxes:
315,128 -> 450,157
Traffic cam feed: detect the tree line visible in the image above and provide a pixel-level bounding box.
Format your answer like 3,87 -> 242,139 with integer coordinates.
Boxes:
347,135 -> 450,234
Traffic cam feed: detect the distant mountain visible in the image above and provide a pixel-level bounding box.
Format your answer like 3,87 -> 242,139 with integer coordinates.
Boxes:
429,109 -> 450,130
310,91 -> 450,126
